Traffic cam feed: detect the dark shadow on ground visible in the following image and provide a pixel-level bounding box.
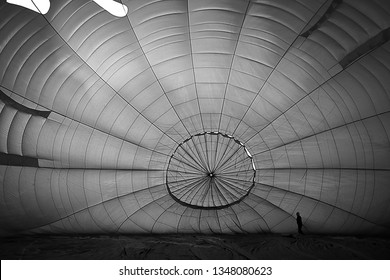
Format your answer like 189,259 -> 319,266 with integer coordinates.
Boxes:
1,234 -> 390,260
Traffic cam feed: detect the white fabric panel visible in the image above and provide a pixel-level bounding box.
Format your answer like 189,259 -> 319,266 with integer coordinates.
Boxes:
0,14 -> 47,89
21,115 -> 45,156
0,167 -> 165,233
1,167 -> 25,227
24,117 -> 157,169
7,112 -> 30,155
0,106 -> 17,153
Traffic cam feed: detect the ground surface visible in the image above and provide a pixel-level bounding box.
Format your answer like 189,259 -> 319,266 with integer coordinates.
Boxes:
1,234 -> 390,260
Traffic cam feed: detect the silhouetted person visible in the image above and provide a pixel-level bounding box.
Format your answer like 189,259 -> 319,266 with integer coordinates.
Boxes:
296,212 -> 303,234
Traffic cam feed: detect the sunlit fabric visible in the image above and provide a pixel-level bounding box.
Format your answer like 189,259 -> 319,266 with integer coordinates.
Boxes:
6,0 -> 50,14
0,0 -> 390,236
93,0 -> 128,17
6,0 -> 128,17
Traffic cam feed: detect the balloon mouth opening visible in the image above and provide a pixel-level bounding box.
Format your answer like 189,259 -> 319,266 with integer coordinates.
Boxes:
166,132 -> 256,209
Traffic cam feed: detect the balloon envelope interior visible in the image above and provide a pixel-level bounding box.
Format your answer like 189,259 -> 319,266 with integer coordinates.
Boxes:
0,0 -> 390,236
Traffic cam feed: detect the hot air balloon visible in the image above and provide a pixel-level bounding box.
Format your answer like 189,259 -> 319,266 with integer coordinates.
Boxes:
1,0 -> 390,241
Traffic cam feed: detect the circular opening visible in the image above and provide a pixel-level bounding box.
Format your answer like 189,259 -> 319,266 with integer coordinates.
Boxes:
166,132 -> 256,209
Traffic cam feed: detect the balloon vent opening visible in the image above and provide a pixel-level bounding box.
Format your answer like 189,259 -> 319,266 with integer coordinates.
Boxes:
166,132 -> 256,209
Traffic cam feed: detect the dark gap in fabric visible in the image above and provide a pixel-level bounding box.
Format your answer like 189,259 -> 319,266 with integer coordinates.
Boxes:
0,153 -> 39,167
0,89 -> 51,118
340,28 -> 390,68
301,0 -> 343,38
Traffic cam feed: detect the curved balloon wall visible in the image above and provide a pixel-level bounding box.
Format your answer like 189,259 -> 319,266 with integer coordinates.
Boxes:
0,0 -> 390,235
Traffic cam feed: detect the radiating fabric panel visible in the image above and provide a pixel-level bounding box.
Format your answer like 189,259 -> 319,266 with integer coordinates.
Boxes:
0,166 -> 164,233
0,0 -> 390,236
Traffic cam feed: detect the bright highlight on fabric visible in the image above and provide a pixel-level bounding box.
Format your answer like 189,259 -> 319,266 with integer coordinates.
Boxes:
6,0 -> 50,14
6,0 -> 128,17
93,0 -> 128,17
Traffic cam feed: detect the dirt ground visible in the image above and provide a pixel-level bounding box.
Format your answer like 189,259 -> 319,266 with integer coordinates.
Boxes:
1,234 -> 390,260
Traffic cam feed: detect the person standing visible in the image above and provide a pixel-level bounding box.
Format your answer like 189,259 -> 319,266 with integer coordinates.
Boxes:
296,212 -> 303,234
